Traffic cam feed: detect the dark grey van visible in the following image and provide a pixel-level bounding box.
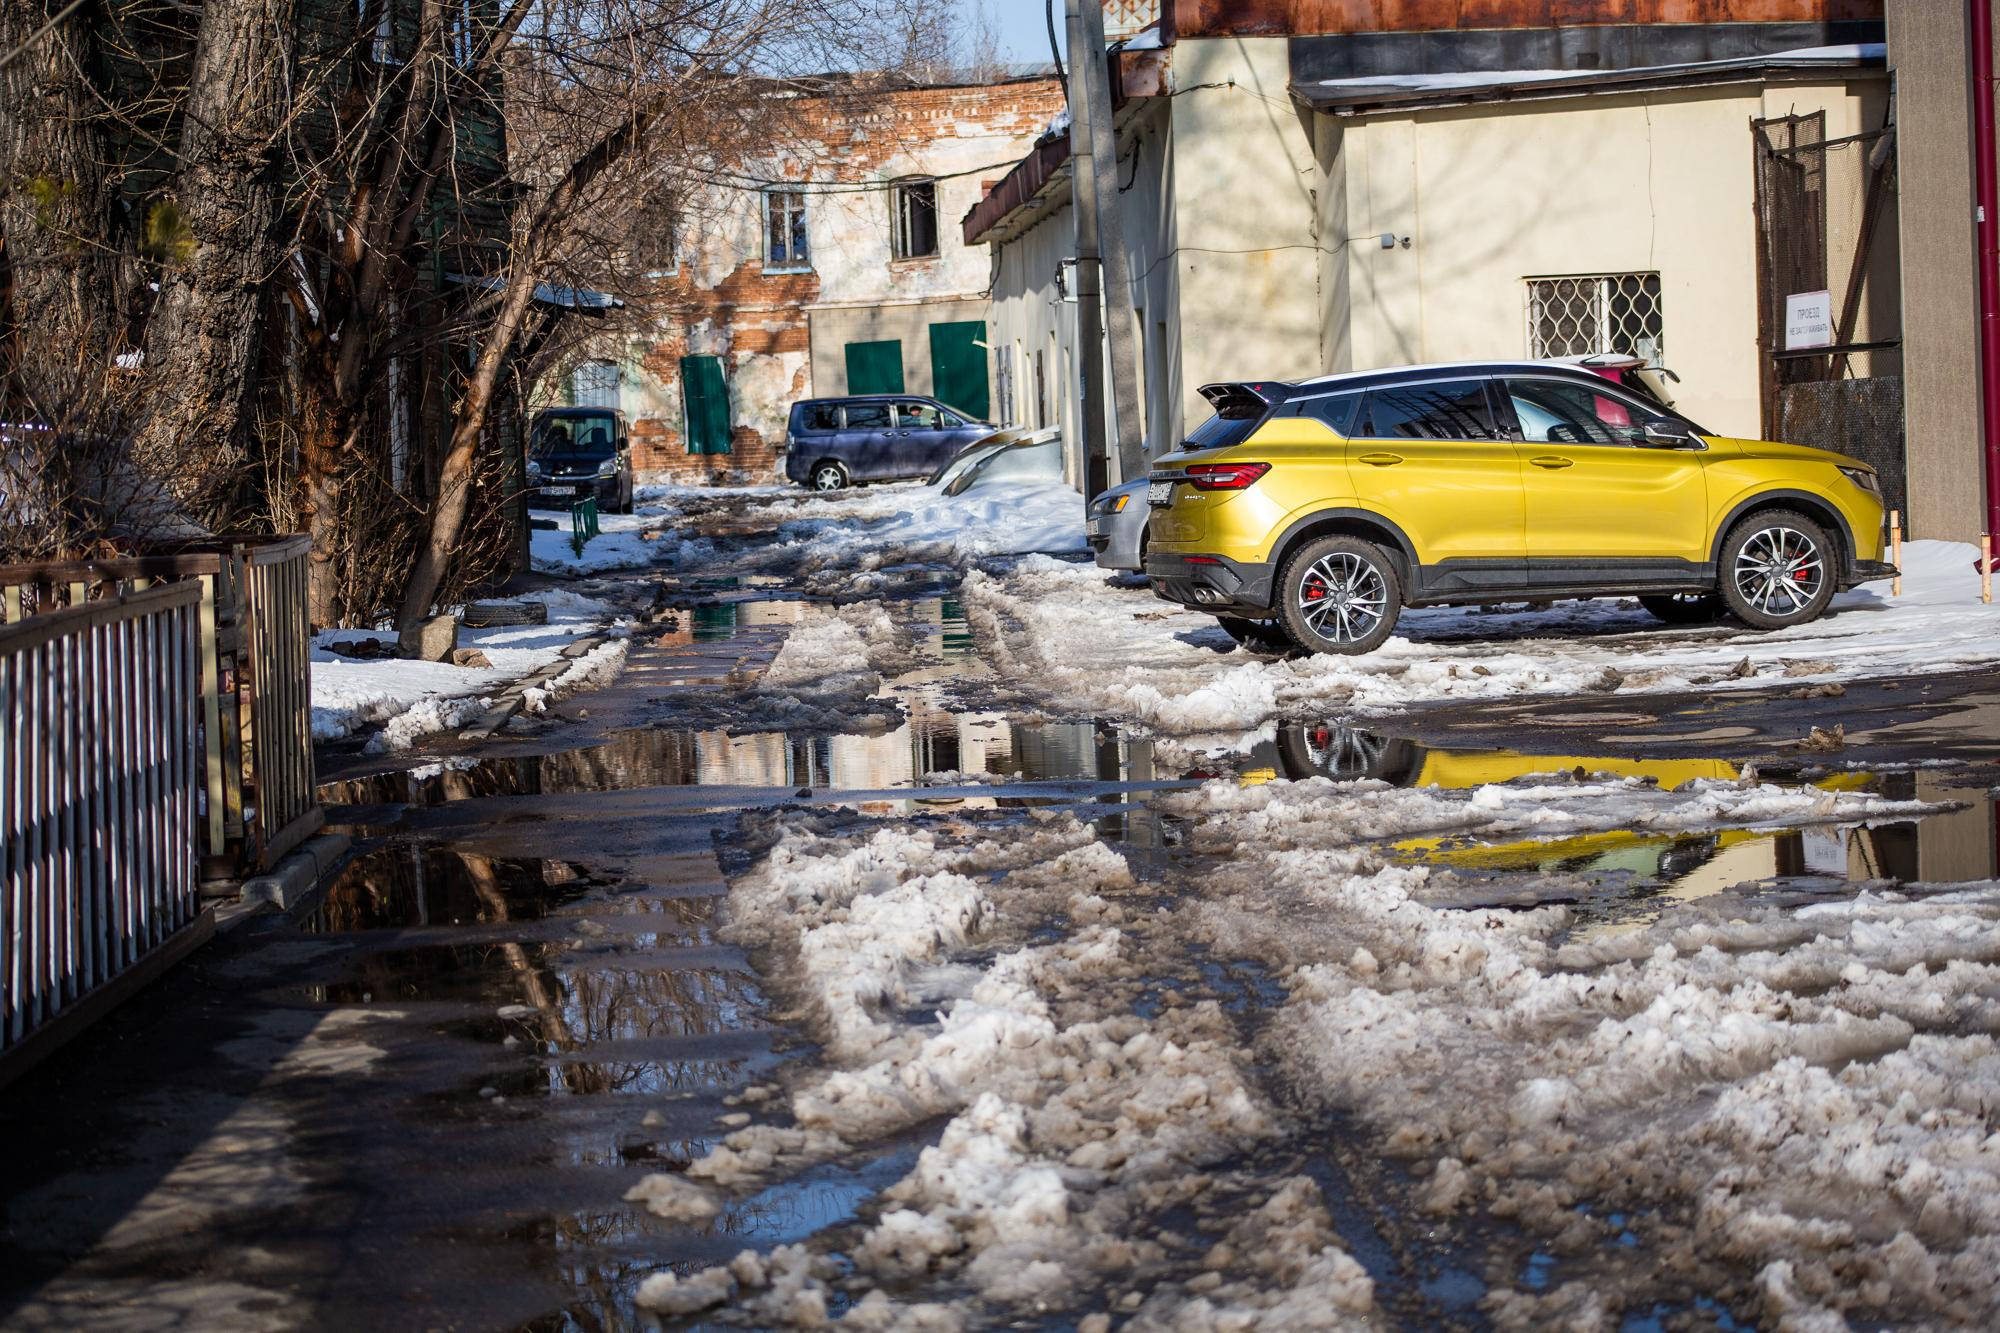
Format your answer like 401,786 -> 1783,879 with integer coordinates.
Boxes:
784,395 -> 994,490
527,407 -> 634,512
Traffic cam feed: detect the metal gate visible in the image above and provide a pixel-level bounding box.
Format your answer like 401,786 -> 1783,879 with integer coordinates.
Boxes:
1753,115 -> 1905,517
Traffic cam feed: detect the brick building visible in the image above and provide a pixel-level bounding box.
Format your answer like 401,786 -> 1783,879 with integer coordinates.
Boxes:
549,73 -> 1066,485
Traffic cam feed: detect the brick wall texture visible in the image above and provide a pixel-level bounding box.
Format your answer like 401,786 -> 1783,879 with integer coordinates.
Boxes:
621,76 -> 1065,486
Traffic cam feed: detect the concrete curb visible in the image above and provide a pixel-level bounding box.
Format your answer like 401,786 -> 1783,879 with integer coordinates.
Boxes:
456,632 -> 614,741
238,832 -> 355,914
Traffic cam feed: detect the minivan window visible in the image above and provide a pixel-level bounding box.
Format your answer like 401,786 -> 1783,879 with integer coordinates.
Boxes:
1505,377 -> 1680,445
1357,380 -> 1502,441
1181,412 -> 1262,452
799,403 -> 841,432
844,403 -> 892,430
897,401 -> 944,429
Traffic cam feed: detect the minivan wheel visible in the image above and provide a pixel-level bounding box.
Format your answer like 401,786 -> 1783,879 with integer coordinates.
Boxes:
1216,616 -> 1294,652
1277,535 -> 1402,655
1639,593 -> 1721,625
1717,509 -> 1836,630
811,460 -> 849,491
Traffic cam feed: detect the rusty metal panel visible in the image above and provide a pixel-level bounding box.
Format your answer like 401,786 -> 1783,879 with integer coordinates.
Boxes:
1172,0 -> 1878,36
1775,377 -> 1906,520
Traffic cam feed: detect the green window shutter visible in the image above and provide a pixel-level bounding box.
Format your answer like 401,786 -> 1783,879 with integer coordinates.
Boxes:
844,340 -> 905,396
928,321 -> 990,420
680,355 -> 731,454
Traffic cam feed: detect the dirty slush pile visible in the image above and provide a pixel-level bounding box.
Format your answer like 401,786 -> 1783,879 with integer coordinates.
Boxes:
611,756 -> 2000,1330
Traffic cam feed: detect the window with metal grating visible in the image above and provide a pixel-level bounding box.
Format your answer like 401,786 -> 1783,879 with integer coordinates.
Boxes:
1525,273 -> 1664,365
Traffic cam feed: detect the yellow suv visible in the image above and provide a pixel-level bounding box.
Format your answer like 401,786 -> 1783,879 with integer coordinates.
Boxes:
1142,363 -> 1893,655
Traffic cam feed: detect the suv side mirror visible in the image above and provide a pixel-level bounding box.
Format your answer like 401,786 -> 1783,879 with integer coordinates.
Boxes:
1641,421 -> 1696,448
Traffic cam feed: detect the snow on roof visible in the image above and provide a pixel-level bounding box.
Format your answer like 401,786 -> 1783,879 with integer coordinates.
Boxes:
1301,42 -> 1885,108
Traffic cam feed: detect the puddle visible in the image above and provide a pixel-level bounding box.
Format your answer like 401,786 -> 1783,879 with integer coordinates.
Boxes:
1237,725 -> 2000,937
310,847 -> 612,930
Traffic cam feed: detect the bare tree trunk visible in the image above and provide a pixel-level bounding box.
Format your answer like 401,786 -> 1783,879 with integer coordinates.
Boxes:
392,90 -> 687,648
0,0 -> 118,413
394,262 -> 538,652
135,0 -> 296,472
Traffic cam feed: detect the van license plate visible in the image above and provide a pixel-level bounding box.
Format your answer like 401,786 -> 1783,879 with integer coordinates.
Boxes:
540,485 -> 576,498
1146,480 -> 1174,507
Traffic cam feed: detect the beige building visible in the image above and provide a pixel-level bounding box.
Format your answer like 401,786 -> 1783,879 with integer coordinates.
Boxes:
967,4 -> 1894,500
553,75 -> 1065,484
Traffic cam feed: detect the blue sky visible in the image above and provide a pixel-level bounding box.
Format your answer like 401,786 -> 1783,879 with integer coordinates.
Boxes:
991,0 -> 1066,65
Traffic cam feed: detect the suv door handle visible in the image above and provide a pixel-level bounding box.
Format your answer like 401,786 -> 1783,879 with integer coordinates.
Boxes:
1358,452 -> 1403,466
1530,455 -> 1575,469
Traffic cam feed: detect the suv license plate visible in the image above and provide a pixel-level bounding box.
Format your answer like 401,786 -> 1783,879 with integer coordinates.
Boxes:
1084,518 -> 1103,537
1147,480 -> 1174,507
540,485 -> 576,497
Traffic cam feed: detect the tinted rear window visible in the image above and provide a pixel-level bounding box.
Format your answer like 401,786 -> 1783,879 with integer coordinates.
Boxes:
1288,391 -> 1363,436
1357,380 -> 1502,441
1180,412 -> 1262,451
796,403 -> 840,431
844,403 -> 892,429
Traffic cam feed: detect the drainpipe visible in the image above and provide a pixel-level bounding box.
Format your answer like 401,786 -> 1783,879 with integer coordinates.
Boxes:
1973,0 -> 2000,556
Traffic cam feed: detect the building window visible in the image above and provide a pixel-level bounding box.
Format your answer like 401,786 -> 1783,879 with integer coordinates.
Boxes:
890,177 -> 939,260
1526,273 -> 1664,364
764,188 -> 809,270
571,359 -> 619,409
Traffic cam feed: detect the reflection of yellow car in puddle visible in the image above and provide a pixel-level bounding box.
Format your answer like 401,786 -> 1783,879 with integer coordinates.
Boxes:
1250,724 -> 1875,881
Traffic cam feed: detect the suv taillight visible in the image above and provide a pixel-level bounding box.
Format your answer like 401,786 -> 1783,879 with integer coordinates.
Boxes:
1183,462 -> 1270,490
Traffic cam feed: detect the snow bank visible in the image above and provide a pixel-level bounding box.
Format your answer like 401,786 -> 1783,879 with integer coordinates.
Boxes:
1167,770 -> 2000,1327
528,495 -> 680,573
643,811 -> 1370,1326
311,590 -> 627,748
962,541 -> 2000,731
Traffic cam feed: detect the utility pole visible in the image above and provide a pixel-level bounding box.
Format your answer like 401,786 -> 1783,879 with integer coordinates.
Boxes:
1065,0 -> 1109,498
1078,0 -> 1147,486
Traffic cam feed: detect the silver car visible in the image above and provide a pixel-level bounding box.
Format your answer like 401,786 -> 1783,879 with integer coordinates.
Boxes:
1086,478 -> 1149,571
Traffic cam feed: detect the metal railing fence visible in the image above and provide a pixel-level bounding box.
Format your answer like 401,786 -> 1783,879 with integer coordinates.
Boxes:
2,583 -> 203,1054
0,535 -> 320,878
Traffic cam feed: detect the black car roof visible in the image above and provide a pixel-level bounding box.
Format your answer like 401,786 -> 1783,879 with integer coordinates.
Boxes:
1233,360 -> 1640,400
796,394 -> 942,406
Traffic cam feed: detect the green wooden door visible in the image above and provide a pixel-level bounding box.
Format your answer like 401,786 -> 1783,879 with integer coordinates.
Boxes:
844,340 -> 905,396
928,321 -> 990,420
680,355 -> 730,454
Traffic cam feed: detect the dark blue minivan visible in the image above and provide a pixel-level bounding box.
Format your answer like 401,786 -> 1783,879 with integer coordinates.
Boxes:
784,395 -> 995,490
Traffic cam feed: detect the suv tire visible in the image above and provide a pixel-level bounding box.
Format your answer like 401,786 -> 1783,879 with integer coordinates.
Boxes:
810,460 -> 849,491
1276,535 -> 1402,655
1717,509 -> 1837,630
1216,616 -> 1294,653
1639,593 -> 1720,625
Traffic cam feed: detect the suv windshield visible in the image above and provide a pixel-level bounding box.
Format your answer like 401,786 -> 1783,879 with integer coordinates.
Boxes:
533,413 -> 616,459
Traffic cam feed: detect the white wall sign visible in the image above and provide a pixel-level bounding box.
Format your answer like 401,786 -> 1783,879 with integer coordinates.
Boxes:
1783,290 -> 1835,351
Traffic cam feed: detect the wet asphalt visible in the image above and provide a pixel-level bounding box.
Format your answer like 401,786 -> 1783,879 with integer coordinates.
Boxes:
4,508 -> 1999,1331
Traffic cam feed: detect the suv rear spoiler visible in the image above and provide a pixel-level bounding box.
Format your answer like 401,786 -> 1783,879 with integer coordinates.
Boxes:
1198,381 -> 1293,420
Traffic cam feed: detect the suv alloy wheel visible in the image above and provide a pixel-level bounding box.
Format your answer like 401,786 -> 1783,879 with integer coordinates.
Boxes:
1277,535 -> 1403,655
1717,509 -> 1836,630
